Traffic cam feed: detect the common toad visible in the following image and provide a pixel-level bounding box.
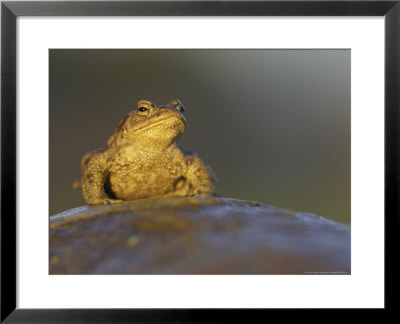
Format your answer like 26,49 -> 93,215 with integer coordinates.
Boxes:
80,99 -> 217,205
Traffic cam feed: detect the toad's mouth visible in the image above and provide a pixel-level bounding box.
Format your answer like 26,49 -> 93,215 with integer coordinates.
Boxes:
134,114 -> 186,132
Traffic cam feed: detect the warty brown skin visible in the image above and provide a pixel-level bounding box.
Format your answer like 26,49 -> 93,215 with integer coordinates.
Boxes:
80,99 -> 217,205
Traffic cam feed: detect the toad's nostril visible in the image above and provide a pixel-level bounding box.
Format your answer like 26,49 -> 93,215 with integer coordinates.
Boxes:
173,105 -> 184,113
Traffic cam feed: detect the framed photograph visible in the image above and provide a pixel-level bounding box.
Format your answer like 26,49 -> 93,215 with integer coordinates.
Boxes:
1,0 -> 398,321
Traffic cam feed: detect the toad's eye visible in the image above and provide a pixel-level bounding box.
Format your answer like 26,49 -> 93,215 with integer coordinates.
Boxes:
137,106 -> 150,116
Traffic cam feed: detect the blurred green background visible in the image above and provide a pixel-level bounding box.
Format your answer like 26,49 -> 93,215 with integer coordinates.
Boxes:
50,49 -> 350,224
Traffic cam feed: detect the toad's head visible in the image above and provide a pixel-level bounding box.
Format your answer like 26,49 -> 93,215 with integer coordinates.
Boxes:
107,99 -> 186,148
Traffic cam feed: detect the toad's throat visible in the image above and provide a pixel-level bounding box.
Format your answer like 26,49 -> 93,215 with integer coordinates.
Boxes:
133,115 -> 186,132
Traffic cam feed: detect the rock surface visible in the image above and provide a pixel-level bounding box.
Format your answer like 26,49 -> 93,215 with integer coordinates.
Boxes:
50,197 -> 350,274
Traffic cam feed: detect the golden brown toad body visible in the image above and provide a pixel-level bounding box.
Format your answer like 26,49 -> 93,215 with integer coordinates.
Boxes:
80,99 -> 217,205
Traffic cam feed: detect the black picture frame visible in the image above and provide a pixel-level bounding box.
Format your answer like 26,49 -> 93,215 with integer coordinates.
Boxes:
1,0 -> 398,321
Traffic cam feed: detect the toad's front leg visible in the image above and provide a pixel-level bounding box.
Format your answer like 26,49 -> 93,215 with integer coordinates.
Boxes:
184,155 -> 217,197
81,150 -> 123,205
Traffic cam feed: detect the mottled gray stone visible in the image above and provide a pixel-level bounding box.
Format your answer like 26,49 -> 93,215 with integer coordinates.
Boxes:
50,197 -> 350,274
